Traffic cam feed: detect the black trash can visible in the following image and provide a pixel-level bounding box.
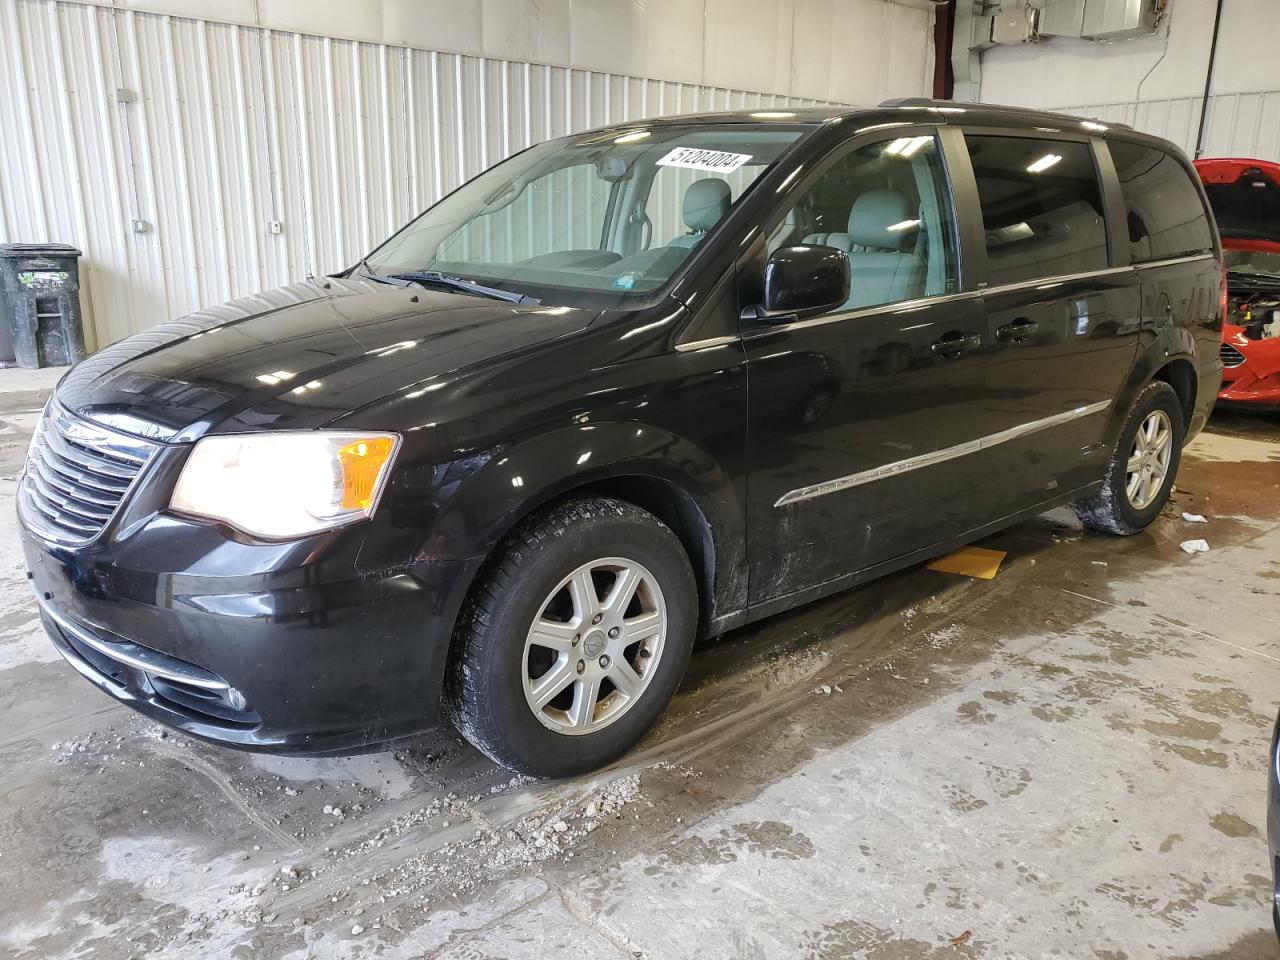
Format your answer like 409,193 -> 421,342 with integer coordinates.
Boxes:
0,243 -> 87,369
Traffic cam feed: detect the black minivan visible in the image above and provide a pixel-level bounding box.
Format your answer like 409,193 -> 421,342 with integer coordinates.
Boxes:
20,100 -> 1223,777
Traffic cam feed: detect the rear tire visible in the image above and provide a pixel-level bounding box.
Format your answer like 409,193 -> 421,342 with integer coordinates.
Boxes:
1073,380 -> 1183,535
445,497 -> 697,777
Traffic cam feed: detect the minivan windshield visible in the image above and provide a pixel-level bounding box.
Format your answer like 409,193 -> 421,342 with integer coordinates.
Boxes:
362,124 -> 807,306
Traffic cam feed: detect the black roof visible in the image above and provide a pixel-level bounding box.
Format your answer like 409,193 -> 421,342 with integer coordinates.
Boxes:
631,107 -> 852,126
580,98 -> 1191,157
618,98 -> 1130,132
880,97 -> 1132,130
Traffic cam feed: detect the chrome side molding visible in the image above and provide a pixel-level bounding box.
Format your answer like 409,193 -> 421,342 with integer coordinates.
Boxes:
774,400 -> 1112,508
674,335 -> 741,353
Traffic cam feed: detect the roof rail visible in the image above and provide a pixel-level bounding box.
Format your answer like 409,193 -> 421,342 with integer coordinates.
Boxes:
878,97 -> 1132,131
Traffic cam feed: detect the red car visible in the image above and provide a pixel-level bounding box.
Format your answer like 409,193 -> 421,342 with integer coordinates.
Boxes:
1195,158 -> 1280,407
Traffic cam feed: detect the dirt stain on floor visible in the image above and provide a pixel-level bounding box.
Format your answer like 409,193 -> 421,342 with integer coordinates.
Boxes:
800,918 -> 983,960
1170,927 -> 1278,960
1162,743 -> 1230,768
649,820 -> 816,869
1142,716 -> 1223,741
1210,812 -> 1260,839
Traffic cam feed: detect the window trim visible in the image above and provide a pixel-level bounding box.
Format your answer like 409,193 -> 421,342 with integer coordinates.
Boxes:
1092,135 -> 1130,268
741,289 -> 983,339
950,126 -> 1116,290
751,252 -> 1218,340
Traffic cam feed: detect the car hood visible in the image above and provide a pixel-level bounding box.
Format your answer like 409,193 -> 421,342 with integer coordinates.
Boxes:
55,277 -> 597,442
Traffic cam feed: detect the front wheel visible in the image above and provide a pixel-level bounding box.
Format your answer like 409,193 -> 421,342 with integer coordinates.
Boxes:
1073,380 -> 1184,535
445,497 -> 697,777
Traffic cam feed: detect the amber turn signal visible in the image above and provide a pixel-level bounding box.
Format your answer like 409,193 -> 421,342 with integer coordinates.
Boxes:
339,436 -> 398,511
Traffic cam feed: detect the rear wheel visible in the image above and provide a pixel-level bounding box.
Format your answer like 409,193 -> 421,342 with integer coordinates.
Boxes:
445,497 -> 697,777
1074,380 -> 1183,535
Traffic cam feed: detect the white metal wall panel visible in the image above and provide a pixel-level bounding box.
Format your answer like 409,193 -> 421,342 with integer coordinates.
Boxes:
0,0 -> 935,347
1056,92 -> 1280,161
1199,92 -> 1280,162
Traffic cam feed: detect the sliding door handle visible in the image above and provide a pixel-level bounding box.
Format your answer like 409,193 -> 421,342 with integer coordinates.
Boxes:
932,331 -> 983,358
996,318 -> 1039,343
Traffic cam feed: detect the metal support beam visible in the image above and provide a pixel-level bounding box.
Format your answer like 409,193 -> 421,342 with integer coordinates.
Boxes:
951,1 -> 993,102
1193,0 -> 1224,158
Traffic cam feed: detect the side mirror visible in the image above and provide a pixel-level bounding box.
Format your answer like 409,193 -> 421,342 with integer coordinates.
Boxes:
758,245 -> 851,320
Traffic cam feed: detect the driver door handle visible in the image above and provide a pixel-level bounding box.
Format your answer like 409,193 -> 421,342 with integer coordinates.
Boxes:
932,331 -> 983,358
996,317 -> 1039,343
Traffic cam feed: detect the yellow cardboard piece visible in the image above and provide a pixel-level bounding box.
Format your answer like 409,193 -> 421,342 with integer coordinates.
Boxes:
926,546 -> 1007,580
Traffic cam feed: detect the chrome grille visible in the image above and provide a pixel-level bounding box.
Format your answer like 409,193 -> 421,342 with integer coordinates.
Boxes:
19,403 -> 159,546
1220,341 -> 1246,368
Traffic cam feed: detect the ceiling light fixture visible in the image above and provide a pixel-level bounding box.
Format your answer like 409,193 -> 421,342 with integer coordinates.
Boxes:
1027,153 -> 1063,174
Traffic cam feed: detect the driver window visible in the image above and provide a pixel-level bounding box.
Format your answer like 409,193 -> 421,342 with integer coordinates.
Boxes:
768,134 -> 959,310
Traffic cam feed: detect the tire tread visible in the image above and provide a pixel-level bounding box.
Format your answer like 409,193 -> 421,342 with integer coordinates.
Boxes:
1073,380 -> 1182,536
445,496 -> 688,774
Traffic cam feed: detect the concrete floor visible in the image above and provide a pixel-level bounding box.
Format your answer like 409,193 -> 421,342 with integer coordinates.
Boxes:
1,371 -> 1278,960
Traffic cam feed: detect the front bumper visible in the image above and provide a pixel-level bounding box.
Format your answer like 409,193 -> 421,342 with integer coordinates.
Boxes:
21,517 -> 479,754
1219,331 -> 1280,407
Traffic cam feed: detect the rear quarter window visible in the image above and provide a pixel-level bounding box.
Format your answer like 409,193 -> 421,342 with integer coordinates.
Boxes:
965,135 -> 1110,286
1108,140 -> 1214,263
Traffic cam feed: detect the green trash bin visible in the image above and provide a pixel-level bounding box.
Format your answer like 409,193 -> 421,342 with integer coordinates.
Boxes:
0,243 -> 87,369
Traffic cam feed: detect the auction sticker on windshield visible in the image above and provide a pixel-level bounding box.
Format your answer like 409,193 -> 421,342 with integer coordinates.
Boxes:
656,147 -> 753,174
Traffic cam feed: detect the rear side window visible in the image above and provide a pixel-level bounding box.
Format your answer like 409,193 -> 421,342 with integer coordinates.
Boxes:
1109,141 -> 1215,262
965,135 -> 1109,286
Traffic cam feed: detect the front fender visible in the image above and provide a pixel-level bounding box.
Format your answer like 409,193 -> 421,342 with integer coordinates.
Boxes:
421,419 -> 747,625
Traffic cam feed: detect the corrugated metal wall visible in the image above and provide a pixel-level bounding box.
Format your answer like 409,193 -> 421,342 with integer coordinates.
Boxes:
1057,92 -> 1280,161
0,0 -> 864,349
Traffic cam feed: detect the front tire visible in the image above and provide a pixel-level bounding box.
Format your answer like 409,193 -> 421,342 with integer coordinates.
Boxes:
1073,380 -> 1184,535
445,497 -> 697,777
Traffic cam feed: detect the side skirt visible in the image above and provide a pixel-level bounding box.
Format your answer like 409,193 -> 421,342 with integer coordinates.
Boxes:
704,479 -> 1104,638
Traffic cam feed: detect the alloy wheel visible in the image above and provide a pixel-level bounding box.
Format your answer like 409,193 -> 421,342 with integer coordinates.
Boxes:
521,557 -> 667,735
1125,409 -> 1173,510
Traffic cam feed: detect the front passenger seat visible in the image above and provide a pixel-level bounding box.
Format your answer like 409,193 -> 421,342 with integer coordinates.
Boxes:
806,190 -> 924,308
668,179 -> 732,248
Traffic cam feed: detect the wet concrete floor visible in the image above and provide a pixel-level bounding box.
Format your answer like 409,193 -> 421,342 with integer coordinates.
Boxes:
0,387 -> 1278,959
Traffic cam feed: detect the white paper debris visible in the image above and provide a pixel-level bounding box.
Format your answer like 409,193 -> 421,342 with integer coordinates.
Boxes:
1180,539 -> 1210,554
1182,512 -> 1207,523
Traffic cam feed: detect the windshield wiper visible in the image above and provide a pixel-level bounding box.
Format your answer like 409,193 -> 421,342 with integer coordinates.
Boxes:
352,258 -> 395,284
385,271 -> 540,304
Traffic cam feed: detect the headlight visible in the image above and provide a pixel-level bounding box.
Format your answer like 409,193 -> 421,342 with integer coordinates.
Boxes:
170,432 -> 400,539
